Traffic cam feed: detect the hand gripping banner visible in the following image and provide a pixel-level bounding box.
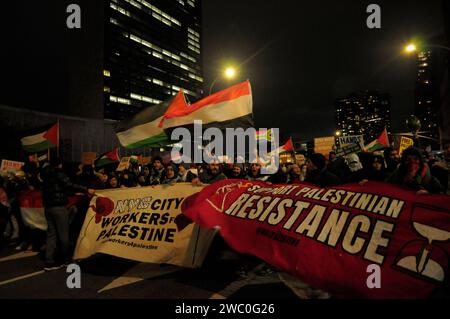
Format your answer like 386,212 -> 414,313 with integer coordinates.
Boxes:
180,179 -> 450,298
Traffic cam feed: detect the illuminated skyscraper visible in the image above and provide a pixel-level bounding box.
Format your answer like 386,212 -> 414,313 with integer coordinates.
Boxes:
414,50 -> 440,143
335,91 -> 391,143
105,0 -> 204,119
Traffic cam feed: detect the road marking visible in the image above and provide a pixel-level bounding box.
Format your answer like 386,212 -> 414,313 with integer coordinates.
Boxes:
98,263 -> 182,293
0,251 -> 39,263
0,270 -> 45,287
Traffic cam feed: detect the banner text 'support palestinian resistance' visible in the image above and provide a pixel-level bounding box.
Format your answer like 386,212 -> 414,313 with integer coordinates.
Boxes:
181,179 -> 450,298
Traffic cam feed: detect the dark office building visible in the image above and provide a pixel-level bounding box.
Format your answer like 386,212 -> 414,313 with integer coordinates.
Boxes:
105,0 -> 204,120
0,0 -> 203,121
335,91 -> 391,143
0,0 -> 203,161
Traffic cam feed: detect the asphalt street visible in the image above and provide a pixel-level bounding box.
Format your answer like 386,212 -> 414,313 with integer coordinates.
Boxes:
0,245 -> 330,299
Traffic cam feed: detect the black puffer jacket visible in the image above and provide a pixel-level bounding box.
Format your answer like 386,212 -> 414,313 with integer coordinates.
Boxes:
41,166 -> 88,207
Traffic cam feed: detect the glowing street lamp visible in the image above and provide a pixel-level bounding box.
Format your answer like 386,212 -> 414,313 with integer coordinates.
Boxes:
224,67 -> 236,79
209,66 -> 238,95
404,43 -> 417,54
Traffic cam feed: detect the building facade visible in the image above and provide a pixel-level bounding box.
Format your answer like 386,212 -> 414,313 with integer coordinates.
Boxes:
0,0 -> 203,161
105,0 -> 204,120
335,91 -> 391,144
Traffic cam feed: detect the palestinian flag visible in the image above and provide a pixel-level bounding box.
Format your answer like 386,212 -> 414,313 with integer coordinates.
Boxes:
18,190 -> 47,231
256,129 -> 273,142
20,123 -> 59,153
160,80 -> 253,131
276,137 -> 294,153
95,148 -> 120,168
114,92 -> 187,149
364,128 -> 390,152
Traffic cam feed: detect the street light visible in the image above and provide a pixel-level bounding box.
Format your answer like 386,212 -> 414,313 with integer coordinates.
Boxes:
403,42 -> 450,54
404,43 -> 417,53
209,66 -> 237,95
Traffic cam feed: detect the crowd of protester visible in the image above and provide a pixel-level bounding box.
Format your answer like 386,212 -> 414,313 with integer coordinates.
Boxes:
0,144 -> 449,271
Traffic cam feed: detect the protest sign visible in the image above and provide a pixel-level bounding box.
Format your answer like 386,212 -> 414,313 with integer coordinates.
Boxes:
338,135 -> 364,148
399,136 -> 414,156
1,160 -> 24,175
314,136 -> 335,156
116,157 -> 131,171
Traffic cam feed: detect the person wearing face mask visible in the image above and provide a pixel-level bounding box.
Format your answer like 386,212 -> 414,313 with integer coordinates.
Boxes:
386,147 -> 443,194
344,153 -> 367,183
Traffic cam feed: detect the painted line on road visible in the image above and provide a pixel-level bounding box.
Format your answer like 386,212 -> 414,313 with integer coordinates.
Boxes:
0,251 -> 39,263
0,270 -> 46,287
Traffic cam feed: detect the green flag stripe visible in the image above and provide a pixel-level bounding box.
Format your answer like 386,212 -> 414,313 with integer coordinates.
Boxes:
22,140 -> 57,153
123,132 -> 169,149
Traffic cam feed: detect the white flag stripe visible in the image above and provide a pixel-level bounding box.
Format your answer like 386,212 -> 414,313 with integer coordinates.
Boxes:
116,116 -> 164,146
162,94 -> 252,129
20,132 -> 46,146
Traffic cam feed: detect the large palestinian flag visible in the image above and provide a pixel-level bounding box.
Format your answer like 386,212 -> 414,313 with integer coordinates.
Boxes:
160,80 -> 254,131
20,123 -> 59,153
114,92 -> 187,149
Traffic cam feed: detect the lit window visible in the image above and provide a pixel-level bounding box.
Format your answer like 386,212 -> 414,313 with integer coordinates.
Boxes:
103,70 -> 111,77
104,86 -> 110,92
118,97 -> 131,105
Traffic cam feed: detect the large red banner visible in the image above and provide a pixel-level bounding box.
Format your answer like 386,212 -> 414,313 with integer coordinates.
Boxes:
180,180 -> 450,298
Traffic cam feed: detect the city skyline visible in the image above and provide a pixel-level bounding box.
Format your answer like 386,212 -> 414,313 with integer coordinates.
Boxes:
202,0 -> 448,139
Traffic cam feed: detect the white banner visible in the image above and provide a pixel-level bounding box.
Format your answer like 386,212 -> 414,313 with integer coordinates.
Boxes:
73,183 -> 216,268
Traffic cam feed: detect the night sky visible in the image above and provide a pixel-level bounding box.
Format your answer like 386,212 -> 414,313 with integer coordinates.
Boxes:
202,0 -> 445,139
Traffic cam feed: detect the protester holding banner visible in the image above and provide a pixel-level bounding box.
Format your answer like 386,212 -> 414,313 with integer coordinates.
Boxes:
383,147 -> 400,174
305,153 -> 341,187
162,164 -> 182,184
245,163 -> 270,182
366,154 -> 388,182
41,158 -> 95,270
193,161 -> 227,185
327,153 -> 349,183
178,164 -> 198,182
287,164 -> 302,184
149,156 -> 166,185
138,165 -> 152,186
386,147 -> 443,194
107,174 -> 120,188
